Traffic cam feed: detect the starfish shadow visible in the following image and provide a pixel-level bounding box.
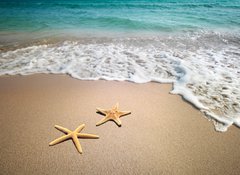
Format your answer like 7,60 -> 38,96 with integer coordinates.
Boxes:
96,111 -> 105,116
96,111 -> 131,118
96,111 -> 131,127
96,113 -> 122,127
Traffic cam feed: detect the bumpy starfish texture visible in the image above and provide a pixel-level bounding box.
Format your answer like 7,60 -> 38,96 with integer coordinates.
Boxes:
49,124 -> 99,154
96,103 -> 131,126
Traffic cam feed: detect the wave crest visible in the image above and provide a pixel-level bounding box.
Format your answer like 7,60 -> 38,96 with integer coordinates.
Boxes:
1,31 -> 240,132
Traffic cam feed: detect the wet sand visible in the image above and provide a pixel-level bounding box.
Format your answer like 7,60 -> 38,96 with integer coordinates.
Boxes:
0,74 -> 240,175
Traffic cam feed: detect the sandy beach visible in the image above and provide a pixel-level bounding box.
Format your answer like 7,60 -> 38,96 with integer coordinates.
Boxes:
0,74 -> 240,175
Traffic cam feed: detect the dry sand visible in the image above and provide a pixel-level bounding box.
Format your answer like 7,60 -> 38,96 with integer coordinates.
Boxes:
0,74 -> 240,175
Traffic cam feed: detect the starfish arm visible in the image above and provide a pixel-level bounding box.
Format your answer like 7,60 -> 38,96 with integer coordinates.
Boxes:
113,103 -> 119,110
49,134 -> 71,146
96,108 -> 109,115
54,125 -> 71,134
113,117 -> 122,126
74,124 -> 85,133
72,134 -> 82,154
77,133 -> 99,139
118,111 -> 131,117
96,116 -> 110,126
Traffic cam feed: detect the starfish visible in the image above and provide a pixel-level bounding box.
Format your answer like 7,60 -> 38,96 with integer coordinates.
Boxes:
49,124 -> 99,154
96,103 -> 131,127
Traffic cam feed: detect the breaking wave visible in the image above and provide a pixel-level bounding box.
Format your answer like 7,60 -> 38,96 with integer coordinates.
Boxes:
1,31 -> 240,132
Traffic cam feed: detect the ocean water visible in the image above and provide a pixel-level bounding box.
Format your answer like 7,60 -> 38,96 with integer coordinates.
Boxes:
0,0 -> 240,33
0,0 -> 240,131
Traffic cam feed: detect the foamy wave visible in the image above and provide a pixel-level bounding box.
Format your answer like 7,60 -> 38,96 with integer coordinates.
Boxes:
1,32 -> 240,132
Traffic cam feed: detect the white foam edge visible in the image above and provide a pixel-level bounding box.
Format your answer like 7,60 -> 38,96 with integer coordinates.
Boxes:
170,83 -> 208,110
201,110 -> 234,132
1,70 -> 238,132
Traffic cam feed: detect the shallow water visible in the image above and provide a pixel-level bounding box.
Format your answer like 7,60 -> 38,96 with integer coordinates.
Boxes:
1,0 -> 240,33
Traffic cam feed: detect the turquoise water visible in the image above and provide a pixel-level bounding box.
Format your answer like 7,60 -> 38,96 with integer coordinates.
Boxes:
0,0 -> 240,33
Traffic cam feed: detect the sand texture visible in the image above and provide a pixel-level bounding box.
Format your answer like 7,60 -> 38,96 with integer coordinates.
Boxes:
0,74 -> 240,175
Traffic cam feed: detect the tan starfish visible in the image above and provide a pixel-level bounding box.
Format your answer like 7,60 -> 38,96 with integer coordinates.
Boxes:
96,103 -> 131,126
49,124 -> 99,154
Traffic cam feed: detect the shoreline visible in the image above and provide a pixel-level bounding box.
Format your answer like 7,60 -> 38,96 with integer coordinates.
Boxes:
1,28 -> 239,52
0,74 -> 240,174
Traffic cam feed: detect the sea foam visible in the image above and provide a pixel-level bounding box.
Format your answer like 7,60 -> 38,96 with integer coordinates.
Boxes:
0,31 -> 240,132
